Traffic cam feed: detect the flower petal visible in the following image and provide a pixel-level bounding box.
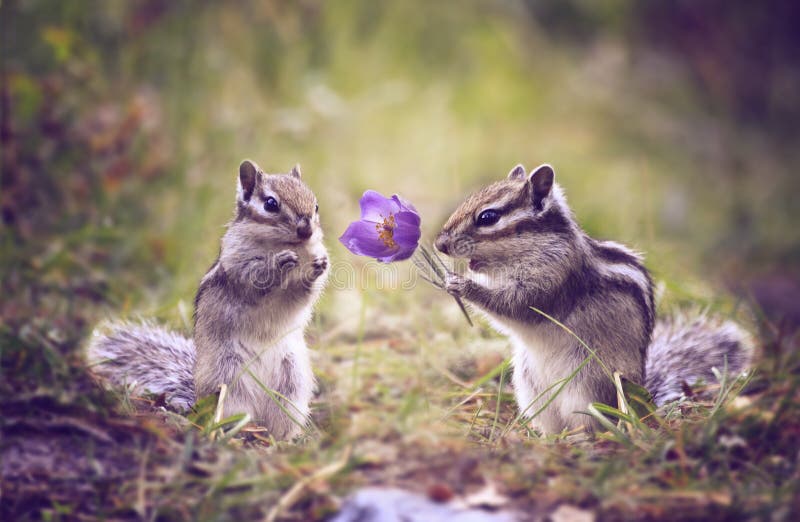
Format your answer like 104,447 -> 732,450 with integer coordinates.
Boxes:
395,209 -> 421,228
359,190 -> 400,223
392,194 -> 419,215
393,211 -> 422,249
379,246 -> 416,262
339,220 -> 395,259
380,247 -> 415,262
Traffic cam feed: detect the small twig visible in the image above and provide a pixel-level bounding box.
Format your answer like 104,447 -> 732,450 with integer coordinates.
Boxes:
39,416 -> 114,444
440,386 -> 486,421
430,360 -> 471,389
614,372 -> 629,416
264,445 -> 352,522
466,402 -> 484,437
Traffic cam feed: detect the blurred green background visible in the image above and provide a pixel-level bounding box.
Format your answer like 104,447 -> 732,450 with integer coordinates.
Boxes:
3,0 -> 799,333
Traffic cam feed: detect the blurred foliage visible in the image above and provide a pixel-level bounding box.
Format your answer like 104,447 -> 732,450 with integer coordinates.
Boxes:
3,1 -> 797,321
527,0 -> 800,135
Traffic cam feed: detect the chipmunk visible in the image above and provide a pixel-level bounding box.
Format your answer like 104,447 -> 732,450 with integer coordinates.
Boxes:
435,164 -> 752,434
88,160 -> 329,439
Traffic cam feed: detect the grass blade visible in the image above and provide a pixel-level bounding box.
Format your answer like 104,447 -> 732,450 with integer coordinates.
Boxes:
245,369 -> 320,437
490,363 -> 507,441
530,307 -> 613,380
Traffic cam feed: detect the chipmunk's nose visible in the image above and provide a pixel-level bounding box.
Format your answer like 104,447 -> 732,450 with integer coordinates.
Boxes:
434,233 -> 450,255
296,217 -> 312,240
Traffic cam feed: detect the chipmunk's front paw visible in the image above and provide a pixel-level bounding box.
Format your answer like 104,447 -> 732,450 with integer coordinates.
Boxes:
276,250 -> 299,272
445,272 -> 468,298
301,256 -> 328,289
310,256 -> 328,280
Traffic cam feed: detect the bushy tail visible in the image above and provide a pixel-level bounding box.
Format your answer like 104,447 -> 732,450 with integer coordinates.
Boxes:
645,313 -> 753,405
86,322 -> 196,410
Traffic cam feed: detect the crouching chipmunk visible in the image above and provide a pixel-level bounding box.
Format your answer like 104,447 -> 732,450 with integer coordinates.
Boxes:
88,160 -> 329,439
435,163 -> 752,434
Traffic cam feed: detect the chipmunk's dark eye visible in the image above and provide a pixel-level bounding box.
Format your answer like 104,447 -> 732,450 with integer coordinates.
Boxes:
315,203 -> 319,214
476,209 -> 500,227
264,197 -> 280,213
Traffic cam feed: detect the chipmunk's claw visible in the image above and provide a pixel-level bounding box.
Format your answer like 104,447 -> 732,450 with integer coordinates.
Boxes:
310,256 -> 328,279
445,272 -> 468,298
276,250 -> 299,271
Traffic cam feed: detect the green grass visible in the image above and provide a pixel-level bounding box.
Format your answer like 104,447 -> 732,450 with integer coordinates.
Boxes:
4,275 -> 799,519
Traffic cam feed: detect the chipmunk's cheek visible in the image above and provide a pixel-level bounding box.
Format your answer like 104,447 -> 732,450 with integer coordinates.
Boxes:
447,234 -> 476,259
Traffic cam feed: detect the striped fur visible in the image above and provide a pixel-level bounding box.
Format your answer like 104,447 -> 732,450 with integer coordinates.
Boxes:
437,164 -> 751,433
87,160 -> 329,440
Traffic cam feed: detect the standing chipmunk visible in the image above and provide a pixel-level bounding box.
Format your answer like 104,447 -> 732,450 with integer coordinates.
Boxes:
435,164 -> 752,434
88,160 -> 329,439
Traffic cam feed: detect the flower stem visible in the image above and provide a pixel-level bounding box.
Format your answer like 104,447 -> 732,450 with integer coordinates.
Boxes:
453,294 -> 474,327
416,245 -> 473,327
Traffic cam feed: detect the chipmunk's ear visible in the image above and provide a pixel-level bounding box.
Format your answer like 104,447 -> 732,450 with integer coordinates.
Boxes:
507,164 -> 526,181
528,164 -> 555,211
289,164 -> 302,179
238,160 -> 260,202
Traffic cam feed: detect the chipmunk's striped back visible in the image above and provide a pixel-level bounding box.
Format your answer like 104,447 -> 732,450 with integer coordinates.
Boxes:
588,239 -> 656,352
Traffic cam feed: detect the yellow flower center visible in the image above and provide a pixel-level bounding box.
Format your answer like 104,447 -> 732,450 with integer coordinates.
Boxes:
375,213 -> 397,248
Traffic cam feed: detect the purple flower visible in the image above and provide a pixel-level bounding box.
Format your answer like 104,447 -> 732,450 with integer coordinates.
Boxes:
339,190 -> 421,263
